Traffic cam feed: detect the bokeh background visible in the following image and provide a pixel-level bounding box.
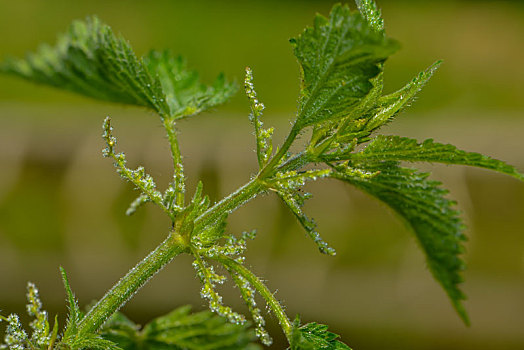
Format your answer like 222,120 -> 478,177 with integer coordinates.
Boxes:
1,0 -> 523,348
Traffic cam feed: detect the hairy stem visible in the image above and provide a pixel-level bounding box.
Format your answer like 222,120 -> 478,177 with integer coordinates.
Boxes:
164,118 -> 185,208
214,255 -> 293,340
194,177 -> 266,231
77,232 -> 187,335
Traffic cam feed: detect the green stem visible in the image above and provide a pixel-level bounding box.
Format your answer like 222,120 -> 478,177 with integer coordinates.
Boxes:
164,118 -> 185,208
214,255 -> 293,340
77,232 -> 187,335
277,152 -> 312,173
194,177 -> 266,231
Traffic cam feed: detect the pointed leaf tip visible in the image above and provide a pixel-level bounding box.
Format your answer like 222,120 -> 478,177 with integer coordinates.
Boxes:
292,3 -> 398,129
356,0 -> 385,32
334,163 -> 469,323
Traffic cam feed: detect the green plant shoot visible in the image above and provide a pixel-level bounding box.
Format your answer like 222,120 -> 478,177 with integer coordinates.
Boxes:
1,1 -> 523,349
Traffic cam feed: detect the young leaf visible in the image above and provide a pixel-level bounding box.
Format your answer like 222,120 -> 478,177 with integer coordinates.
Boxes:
48,315 -> 60,350
333,162 -> 469,324
290,4 -> 399,129
70,332 -> 122,350
60,266 -> 81,334
364,61 -> 441,131
289,317 -> 351,350
192,214 -> 228,248
144,51 -> 237,119
350,135 -> 524,180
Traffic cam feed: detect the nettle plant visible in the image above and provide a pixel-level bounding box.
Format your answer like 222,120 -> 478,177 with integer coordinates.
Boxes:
1,1 -> 523,349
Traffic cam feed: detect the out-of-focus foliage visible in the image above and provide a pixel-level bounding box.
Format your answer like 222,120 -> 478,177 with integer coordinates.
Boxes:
100,306 -> 260,350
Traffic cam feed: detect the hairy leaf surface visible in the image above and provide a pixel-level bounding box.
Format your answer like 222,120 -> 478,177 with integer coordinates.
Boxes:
364,61 -> 441,131
352,135 -> 524,180
290,4 -> 398,128
1,17 -> 234,119
144,51 -> 236,119
289,319 -> 351,350
355,0 -> 384,32
333,162 -> 469,324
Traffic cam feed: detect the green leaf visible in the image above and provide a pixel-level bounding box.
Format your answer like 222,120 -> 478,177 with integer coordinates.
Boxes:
60,266 -> 81,335
364,61 -> 441,131
355,0 -> 384,33
290,4 -> 399,129
192,214 -> 228,247
71,332 -> 123,350
326,61 -> 440,147
333,162 -> 469,324
1,16 -> 235,119
289,317 -> 351,350
99,312 -> 142,350
351,135 -> 524,180
1,17 -> 168,115
144,51 -> 237,119
60,267 -> 117,350
100,307 -> 260,350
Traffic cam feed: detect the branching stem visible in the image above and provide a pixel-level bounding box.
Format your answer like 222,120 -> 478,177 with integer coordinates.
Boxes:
194,177 -> 266,231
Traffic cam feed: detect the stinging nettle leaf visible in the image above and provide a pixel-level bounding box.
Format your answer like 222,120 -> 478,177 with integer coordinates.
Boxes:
333,162 -> 469,324
145,51 -> 237,119
364,60 -> 441,131
355,0 -> 384,33
1,17 -> 169,115
1,16 -> 235,119
289,317 -> 351,350
291,4 -> 399,129
352,135 -> 524,180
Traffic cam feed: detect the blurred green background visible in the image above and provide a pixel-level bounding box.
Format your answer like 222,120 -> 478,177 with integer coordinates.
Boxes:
1,0 -> 523,348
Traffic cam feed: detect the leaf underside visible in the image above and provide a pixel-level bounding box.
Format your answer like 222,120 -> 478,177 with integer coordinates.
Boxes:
0,16 -> 235,119
353,135 -> 524,181
334,162 -> 469,323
